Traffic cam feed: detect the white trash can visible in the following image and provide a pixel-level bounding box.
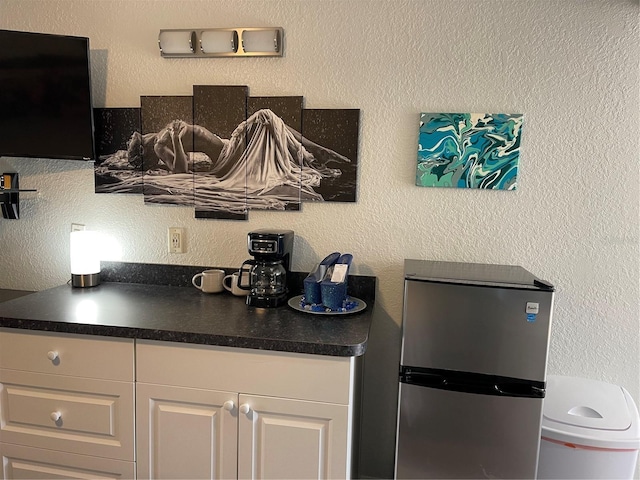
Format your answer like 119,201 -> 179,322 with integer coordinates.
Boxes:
538,375 -> 640,479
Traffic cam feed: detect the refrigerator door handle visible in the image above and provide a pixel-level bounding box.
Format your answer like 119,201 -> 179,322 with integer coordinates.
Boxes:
400,368 -> 447,388
400,366 -> 546,398
495,382 -> 546,398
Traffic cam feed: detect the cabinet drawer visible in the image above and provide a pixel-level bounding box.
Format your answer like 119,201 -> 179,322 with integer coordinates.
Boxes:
0,442 -> 135,479
0,329 -> 134,381
137,340 -> 355,404
0,369 -> 134,461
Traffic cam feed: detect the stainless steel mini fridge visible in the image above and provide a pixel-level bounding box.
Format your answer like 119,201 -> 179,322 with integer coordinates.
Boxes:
395,260 -> 555,479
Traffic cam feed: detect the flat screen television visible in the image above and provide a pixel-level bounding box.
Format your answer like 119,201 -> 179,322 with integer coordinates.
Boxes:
0,29 -> 95,161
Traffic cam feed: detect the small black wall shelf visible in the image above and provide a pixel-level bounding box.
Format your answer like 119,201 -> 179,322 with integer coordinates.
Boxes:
1,173 -> 37,219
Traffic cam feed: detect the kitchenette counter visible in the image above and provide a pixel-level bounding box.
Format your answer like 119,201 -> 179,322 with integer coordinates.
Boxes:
0,262 -> 376,357
0,263 -> 374,478
0,289 -> 33,303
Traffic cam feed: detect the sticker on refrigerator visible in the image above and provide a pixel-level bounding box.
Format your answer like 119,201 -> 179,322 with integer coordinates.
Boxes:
526,302 -> 539,322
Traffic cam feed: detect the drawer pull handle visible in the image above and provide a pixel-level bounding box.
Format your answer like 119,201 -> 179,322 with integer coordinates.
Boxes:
50,411 -> 62,422
223,400 -> 235,411
47,351 -> 59,362
239,403 -> 252,415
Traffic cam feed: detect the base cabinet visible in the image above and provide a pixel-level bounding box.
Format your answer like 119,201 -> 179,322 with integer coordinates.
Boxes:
136,340 -> 359,480
0,332 -> 360,480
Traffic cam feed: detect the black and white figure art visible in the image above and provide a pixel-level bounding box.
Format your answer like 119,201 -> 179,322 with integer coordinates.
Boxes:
140,95 -> 195,206
193,85 -> 249,220
246,95 -> 304,213
93,85 -> 361,220
93,108 -> 142,194
302,109 -> 360,202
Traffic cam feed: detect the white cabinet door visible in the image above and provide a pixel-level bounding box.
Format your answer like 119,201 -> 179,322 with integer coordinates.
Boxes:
238,394 -> 349,480
136,383 -> 238,480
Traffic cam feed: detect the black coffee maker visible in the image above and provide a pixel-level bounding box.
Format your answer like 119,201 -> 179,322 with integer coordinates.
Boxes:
238,229 -> 294,307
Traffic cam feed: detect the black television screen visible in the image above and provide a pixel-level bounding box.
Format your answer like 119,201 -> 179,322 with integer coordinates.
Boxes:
0,29 -> 95,161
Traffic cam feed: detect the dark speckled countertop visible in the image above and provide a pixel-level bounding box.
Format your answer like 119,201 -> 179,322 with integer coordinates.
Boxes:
0,289 -> 34,303
0,262 -> 376,357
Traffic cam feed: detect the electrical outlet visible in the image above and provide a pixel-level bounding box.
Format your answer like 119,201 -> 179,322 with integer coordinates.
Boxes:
168,227 -> 185,253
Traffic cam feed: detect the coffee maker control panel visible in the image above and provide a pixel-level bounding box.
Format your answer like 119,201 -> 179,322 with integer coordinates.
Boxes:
246,229 -> 294,263
250,239 -> 277,254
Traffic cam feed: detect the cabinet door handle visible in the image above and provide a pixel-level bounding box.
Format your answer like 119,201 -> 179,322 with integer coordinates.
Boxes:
239,403 -> 252,415
50,411 -> 62,422
47,351 -> 59,361
223,400 -> 235,411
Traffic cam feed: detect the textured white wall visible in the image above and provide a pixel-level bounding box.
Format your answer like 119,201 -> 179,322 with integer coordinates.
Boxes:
1,1 -> 638,477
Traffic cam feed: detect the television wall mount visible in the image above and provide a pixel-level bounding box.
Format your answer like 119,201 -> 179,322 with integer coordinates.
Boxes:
1,173 -> 36,219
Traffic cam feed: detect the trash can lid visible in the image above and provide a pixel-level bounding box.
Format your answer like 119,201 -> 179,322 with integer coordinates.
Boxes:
542,375 -> 640,449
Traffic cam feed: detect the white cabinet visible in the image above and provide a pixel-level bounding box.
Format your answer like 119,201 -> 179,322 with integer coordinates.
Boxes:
0,329 -> 135,478
0,331 -> 361,480
136,340 -> 360,480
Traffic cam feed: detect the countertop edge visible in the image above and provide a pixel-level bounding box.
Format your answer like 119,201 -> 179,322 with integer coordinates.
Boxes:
0,317 -> 368,357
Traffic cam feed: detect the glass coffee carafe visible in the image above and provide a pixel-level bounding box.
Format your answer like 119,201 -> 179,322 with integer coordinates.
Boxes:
247,260 -> 287,298
238,259 -> 288,307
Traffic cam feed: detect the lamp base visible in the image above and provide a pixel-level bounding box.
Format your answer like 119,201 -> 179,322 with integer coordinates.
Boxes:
71,273 -> 100,288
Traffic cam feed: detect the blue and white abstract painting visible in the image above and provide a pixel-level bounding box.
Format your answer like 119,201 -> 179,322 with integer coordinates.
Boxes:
416,113 -> 523,190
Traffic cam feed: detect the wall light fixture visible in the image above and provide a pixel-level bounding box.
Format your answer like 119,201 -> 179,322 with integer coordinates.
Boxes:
159,28 -> 283,58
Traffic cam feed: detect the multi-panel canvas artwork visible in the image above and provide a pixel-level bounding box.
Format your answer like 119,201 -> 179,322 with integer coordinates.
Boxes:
416,113 -> 523,190
94,85 -> 361,220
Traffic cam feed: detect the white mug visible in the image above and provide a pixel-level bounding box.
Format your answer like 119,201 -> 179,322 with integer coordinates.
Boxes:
192,269 -> 225,293
223,271 -> 250,296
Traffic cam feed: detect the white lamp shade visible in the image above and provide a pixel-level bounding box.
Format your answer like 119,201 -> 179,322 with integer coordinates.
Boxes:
70,230 -> 101,275
201,30 -> 236,54
159,30 -> 196,55
241,29 -> 280,53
